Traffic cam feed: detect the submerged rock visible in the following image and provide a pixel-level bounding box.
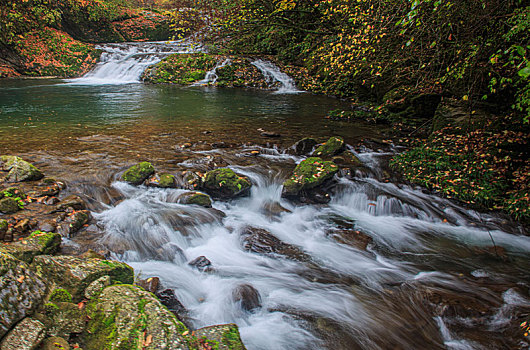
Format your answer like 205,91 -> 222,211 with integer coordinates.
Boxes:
177,191 -> 212,208
121,161 -> 155,185
232,284 -> 261,312
282,157 -> 339,197
0,155 -> 44,182
241,227 -> 310,262
1,231 -> 61,263
328,229 -> 373,251
84,284 -> 188,350
54,195 -> 86,212
0,317 -> 46,350
291,137 -> 318,156
32,255 -> 134,301
201,168 -> 252,198
188,256 -> 212,272
313,136 -> 345,158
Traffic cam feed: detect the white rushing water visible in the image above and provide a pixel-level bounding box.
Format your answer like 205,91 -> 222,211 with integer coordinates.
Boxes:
68,40 -> 201,85
192,58 -> 232,86
251,59 -> 301,94
93,146 -> 530,349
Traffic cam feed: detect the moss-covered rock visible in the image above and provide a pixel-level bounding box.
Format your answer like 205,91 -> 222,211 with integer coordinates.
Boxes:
121,162 -> 155,185
46,301 -> 86,339
282,157 -> 339,196
145,173 -> 176,188
0,155 -> 44,182
1,231 -> 61,263
193,324 -> 247,350
177,191 -> 212,208
313,137 -> 345,158
201,168 -> 252,199
331,151 -> 364,170
84,275 -> 111,300
50,288 -> 73,303
0,219 -> 7,237
142,53 -> 218,85
84,284 -> 188,350
0,317 -> 46,350
32,255 -> 134,301
57,210 -> 91,238
40,336 -> 70,350
0,197 -> 21,214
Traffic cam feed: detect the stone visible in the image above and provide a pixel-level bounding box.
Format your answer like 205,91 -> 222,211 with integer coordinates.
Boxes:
331,151 -> 363,169
84,284 -> 188,350
328,229 -> 373,251
291,137 -> 318,156
0,197 -> 21,214
40,337 -> 70,350
240,227 -> 310,262
54,195 -> 86,212
0,156 -> 44,182
0,317 -> 46,350
232,284 -> 261,312
38,219 -> 57,233
56,210 -> 90,238
193,324 -> 246,350
260,201 -> 292,218
121,162 -> 155,185
32,255 -> 134,301
282,157 -> 339,197
313,136 -> 345,157
145,173 -> 176,188
135,276 -> 160,294
1,231 -> 61,263
261,131 -> 281,138
0,219 -> 8,238
180,171 -> 201,190
177,191 -> 212,208
0,252 -> 47,339
46,301 -> 86,338
84,275 -> 111,299
188,256 -> 212,272
155,289 -> 187,316
200,168 -> 252,198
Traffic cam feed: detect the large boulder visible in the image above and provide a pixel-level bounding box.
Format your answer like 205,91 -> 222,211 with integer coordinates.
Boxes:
0,251 -> 48,339
121,162 -> 155,185
193,324 -> 247,350
200,168 -> 252,198
0,156 -> 44,182
1,231 -> 61,263
240,227 -> 310,262
84,284 -> 188,350
32,255 -> 134,301
291,138 -> 318,156
282,157 -> 339,197
232,284 -> 261,312
313,137 -> 345,158
0,197 -> 20,214
45,301 -> 86,339
0,317 -> 46,350
177,191 -> 212,208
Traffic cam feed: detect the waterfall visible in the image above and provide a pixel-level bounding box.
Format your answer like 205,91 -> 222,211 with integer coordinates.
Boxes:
251,59 -> 301,94
69,40 -> 201,85
192,58 -> 232,86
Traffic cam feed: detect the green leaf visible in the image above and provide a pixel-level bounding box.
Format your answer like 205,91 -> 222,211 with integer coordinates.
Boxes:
518,66 -> 530,79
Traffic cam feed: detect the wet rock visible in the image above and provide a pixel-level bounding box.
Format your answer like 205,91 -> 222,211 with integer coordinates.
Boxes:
313,136 -> 345,158
145,173 -> 176,188
84,275 -> 111,299
291,137 -> 318,156
193,324 -> 246,350
43,196 -> 60,206
56,210 -> 91,238
40,337 -> 70,350
0,197 -> 21,214
54,195 -> 86,212
232,284 -> 261,312
156,288 -> 187,316
261,201 -> 292,217
188,256 -> 212,272
261,131 -> 281,138
201,168 -> 252,198
13,218 -> 32,236
154,242 -> 186,262
121,161 -> 155,185
1,231 -> 61,263
331,151 -> 363,169
302,188 -> 332,204
0,317 -> 46,350
474,245 -> 509,262
241,227 -> 310,262
282,157 -> 339,197
135,276 -> 160,294
328,229 -> 373,251
0,156 -> 44,182
32,255 -> 133,301
46,301 -> 86,338
177,191 -> 212,208
180,170 -> 201,190
211,142 -> 230,148
0,252 -> 48,339
38,219 -> 57,233
29,182 -> 61,198
84,284 -> 188,350
0,219 -> 7,240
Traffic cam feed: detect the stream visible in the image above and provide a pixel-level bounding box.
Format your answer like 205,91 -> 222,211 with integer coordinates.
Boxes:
0,41 -> 529,350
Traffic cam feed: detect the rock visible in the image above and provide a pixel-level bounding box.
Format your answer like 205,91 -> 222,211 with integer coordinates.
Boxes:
32,255 -> 133,301
84,275 -> 111,299
0,197 -> 21,214
38,219 -> 57,233
155,288 -> 187,316
135,276 -> 160,294
188,256 -> 212,272
54,195 -> 86,212
0,252 -> 47,339
0,219 -> 7,240
43,197 -> 60,206
291,137 -> 318,156
57,210 -> 90,238
180,171 -> 201,190
40,337 -> 70,350
410,93 -> 441,119
261,131 -> 281,138
200,168 -> 252,198
121,162 -> 155,185
331,151 -> 363,169
313,136 -> 345,157
46,301 -> 86,338
0,156 -> 44,182
0,317 -> 46,350
240,227 -> 310,262
232,284 -> 261,312
260,201 -> 292,218
29,182 -> 60,198
193,324 -> 246,350
328,229 -> 373,250
145,173 -> 176,188
84,284 -> 188,350
1,231 -> 61,263
282,157 -> 339,197
177,191 -> 212,208
154,242 -> 186,262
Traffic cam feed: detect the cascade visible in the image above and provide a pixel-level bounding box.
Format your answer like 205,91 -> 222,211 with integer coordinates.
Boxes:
192,58 -> 232,86
251,59 -> 301,94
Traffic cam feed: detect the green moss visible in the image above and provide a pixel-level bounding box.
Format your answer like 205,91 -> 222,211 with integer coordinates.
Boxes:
142,53 -> 218,85
283,157 -> 339,195
158,173 -> 176,188
0,219 -> 7,232
221,325 -> 245,350
0,197 -> 21,214
121,162 -> 155,185
178,191 -> 212,208
50,288 -> 72,303
202,168 -> 252,198
314,136 -> 345,158
44,302 -> 60,314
